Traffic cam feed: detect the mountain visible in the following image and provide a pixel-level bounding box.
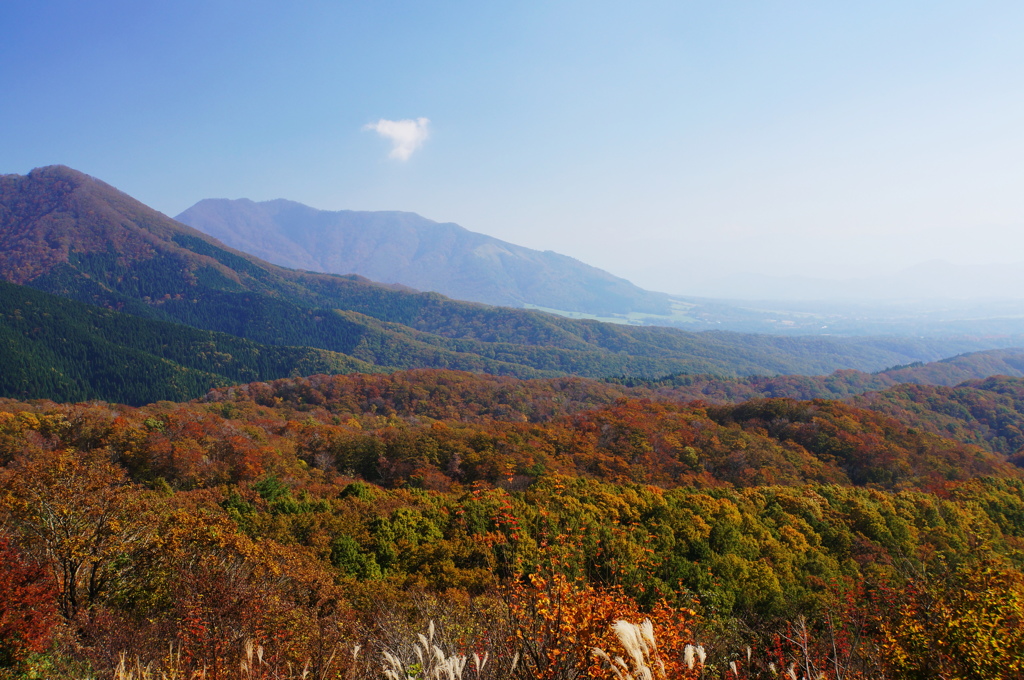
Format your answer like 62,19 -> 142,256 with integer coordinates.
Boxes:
174,200 -> 1024,339
2,165 -> 1021,387
175,197 -> 673,316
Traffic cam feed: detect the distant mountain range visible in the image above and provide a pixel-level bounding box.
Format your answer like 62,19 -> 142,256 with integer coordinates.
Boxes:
174,198 -> 1024,338
175,198 -> 673,316
4,165 -> 1024,404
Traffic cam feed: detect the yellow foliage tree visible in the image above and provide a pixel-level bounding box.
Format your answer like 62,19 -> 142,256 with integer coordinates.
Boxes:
878,562 -> 1024,679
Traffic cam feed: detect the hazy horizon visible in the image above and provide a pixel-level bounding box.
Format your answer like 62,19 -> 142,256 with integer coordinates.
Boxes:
4,2 -> 1024,302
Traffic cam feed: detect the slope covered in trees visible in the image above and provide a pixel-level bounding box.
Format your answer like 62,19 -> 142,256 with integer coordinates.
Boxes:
186,371 -> 1015,490
2,165 -> 1019,383
0,280 -> 381,404
202,358 -> 1024,469
853,375 -> 1024,460
1,377 -> 1024,678
7,265 -> 1024,413
6,166 -> 1024,678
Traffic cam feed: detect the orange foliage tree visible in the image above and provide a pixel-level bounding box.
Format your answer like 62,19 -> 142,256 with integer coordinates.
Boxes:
505,570 -> 696,680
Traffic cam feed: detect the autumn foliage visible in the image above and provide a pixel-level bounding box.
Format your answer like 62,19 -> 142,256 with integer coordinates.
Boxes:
2,370 -> 1024,678
876,562 -> 1024,679
0,536 -> 58,668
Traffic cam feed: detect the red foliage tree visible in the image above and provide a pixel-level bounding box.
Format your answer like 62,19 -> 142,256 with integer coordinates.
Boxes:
0,535 -> 59,668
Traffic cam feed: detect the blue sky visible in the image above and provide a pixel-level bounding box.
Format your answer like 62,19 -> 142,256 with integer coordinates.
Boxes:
4,1 -> 1024,296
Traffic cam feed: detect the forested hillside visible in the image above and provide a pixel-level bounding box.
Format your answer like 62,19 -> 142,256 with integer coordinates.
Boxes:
2,373 -> 1024,678
854,375 -> 1024,460
0,280 -> 382,404
5,166 -> 1024,679
6,264 -> 1024,410
193,366 -> 1024,463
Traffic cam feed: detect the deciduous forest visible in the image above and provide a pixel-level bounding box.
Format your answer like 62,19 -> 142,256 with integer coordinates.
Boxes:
3,370 -> 1024,679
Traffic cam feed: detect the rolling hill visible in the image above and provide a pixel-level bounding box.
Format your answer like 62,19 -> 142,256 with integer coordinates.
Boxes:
614,348 -> 1024,403
7,265 -> 1024,414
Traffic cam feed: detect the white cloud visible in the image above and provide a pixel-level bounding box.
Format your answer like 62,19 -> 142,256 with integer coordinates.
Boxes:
364,117 -> 430,161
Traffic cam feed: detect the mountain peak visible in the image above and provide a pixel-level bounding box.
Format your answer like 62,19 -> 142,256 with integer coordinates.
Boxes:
28,164 -> 92,180
0,165 -> 241,286
4,166 -> 1021,388
19,165 -> 119,197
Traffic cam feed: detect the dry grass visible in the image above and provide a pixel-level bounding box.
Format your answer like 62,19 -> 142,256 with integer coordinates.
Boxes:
592,619 -> 707,680
52,610 -> 888,680
379,620 -> 505,680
